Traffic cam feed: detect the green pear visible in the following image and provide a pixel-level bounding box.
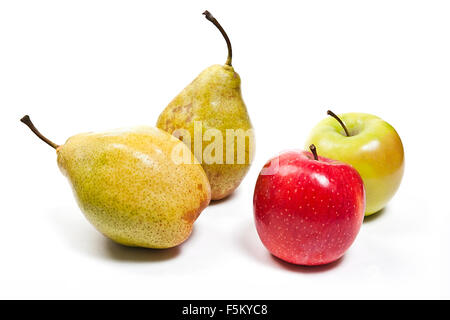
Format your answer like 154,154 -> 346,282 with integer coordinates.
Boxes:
157,11 -> 255,200
21,115 -> 210,248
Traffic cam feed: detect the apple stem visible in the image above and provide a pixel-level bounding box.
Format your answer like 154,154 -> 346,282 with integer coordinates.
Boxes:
327,110 -> 350,137
20,115 -> 60,149
203,10 -> 232,66
309,144 -> 319,161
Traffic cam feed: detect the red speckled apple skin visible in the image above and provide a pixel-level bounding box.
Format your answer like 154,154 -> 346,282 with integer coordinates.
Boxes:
253,150 -> 365,266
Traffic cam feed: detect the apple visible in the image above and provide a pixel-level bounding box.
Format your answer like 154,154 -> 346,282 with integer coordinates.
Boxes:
253,145 -> 365,266
305,111 -> 404,216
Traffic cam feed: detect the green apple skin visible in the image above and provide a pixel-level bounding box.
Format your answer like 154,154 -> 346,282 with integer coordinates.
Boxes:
305,113 -> 404,216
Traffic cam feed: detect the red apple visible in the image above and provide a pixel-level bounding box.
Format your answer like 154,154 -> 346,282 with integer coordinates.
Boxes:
253,145 -> 365,266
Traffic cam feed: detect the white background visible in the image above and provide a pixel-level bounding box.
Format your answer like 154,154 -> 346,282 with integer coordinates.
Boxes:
1,0 -> 449,299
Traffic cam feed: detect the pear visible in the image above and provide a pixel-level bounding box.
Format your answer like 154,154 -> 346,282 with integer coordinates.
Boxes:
157,11 -> 255,200
21,115 -> 210,249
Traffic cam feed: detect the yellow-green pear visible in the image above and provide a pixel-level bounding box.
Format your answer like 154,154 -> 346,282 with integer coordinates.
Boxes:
157,11 -> 255,200
21,115 -> 210,249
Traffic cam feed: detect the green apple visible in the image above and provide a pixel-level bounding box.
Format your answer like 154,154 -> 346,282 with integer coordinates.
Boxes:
305,111 -> 404,216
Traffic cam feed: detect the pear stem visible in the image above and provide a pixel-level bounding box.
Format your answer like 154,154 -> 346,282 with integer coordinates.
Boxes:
309,144 -> 319,161
327,110 -> 350,137
203,10 -> 232,66
20,115 -> 59,149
